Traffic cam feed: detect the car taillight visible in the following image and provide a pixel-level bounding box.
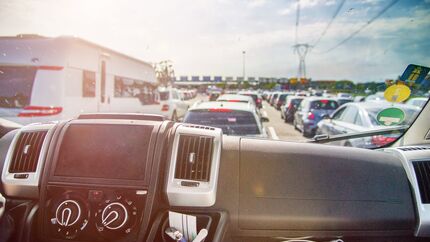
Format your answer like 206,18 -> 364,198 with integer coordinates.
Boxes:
256,99 -> 261,104
18,106 -> 62,117
209,108 -> 232,112
288,103 -> 293,109
371,135 -> 396,146
307,112 -> 315,120
161,104 -> 170,111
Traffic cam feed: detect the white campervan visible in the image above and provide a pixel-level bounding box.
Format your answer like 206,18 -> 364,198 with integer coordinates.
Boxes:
0,34 -> 164,124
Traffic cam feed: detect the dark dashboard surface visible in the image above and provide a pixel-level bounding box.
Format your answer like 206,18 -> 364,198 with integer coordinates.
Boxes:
0,118 -> 422,242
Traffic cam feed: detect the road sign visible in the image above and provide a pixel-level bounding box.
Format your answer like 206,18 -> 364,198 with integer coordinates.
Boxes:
377,108 -> 405,126
400,64 -> 430,85
384,84 -> 411,103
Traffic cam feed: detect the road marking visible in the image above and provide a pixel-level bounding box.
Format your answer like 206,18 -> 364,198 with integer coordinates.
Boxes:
267,126 -> 279,140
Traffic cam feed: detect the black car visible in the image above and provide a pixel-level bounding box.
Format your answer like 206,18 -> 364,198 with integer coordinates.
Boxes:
281,96 -> 304,123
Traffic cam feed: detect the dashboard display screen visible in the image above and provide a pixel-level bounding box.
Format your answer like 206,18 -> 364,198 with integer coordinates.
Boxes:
55,124 -> 152,180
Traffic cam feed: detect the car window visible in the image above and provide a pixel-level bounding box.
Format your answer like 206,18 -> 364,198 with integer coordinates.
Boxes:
354,112 -> 364,126
340,106 -> 358,123
159,91 -> 169,101
0,66 -> 37,108
332,107 -> 346,121
310,100 -> 338,110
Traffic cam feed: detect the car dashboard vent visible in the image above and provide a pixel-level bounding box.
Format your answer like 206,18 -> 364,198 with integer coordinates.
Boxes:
413,160 -> 430,203
167,124 -> 222,207
399,146 -> 430,151
8,130 -> 47,173
174,134 -> 214,182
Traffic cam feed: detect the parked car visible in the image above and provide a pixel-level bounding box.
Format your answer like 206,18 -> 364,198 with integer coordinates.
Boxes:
337,93 -> 353,99
316,102 -> 420,148
281,96 -> 304,123
158,87 -> 189,120
294,98 -> 339,137
336,97 -> 354,107
274,93 -> 290,110
406,97 -> 428,108
365,92 -> 385,102
183,101 -> 268,137
216,94 -> 255,106
208,91 -> 221,101
0,36 -> 162,125
269,92 -> 281,106
238,91 -> 263,109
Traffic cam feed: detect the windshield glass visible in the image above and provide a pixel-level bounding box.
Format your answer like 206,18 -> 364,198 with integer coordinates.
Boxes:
184,110 -> 260,136
310,100 -> 338,110
0,66 -> 37,109
0,0 -> 429,148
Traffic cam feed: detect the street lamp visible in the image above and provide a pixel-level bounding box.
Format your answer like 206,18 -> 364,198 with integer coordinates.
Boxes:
242,50 -> 246,89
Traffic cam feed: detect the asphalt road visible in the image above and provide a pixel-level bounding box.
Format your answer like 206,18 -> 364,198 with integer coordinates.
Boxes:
261,101 -> 308,142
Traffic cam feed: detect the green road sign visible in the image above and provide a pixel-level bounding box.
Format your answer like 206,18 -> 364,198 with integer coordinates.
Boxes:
377,107 -> 405,126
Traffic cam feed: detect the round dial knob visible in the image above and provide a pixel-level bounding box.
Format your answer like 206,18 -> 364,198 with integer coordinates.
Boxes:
101,202 -> 129,230
55,200 -> 82,227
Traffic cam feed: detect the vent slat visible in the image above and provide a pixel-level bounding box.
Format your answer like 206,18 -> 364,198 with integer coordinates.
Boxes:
174,134 -> 214,182
413,160 -> 430,203
9,131 -> 47,173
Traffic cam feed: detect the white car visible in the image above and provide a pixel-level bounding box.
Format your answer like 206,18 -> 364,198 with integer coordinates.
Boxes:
158,87 -> 189,121
216,94 -> 256,106
406,97 -> 428,108
183,101 -> 268,137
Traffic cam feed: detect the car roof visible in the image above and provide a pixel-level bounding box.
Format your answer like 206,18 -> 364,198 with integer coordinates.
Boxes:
303,97 -> 337,101
344,101 -> 420,111
189,101 -> 256,112
217,94 -> 253,101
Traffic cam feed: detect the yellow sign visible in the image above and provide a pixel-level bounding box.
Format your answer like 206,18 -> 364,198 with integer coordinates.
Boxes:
384,84 -> 411,103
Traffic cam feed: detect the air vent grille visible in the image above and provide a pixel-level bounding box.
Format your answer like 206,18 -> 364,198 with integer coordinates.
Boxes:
399,146 -> 430,151
413,160 -> 430,203
183,124 -> 215,131
174,134 -> 214,182
9,131 -> 47,173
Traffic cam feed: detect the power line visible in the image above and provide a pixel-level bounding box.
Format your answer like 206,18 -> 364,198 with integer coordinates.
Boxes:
319,0 -> 399,54
312,0 -> 346,48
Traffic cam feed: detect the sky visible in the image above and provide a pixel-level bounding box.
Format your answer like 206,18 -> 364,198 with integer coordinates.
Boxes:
0,0 -> 429,82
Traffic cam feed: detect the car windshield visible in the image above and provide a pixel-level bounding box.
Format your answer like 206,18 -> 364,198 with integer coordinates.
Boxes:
0,0 -> 429,149
0,66 -> 37,109
184,110 -> 260,136
310,100 -> 338,110
159,91 -> 169,101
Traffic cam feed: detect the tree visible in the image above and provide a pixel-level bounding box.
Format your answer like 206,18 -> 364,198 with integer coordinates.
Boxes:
154,60 -> 175,86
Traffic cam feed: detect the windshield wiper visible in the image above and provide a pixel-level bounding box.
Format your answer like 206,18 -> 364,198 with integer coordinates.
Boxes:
310,126 -> 408,144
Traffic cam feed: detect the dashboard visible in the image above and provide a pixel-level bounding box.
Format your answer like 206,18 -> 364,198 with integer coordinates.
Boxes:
0,114 -> 429,242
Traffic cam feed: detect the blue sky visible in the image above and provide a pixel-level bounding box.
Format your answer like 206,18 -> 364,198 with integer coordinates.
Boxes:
0,0 -> 429,82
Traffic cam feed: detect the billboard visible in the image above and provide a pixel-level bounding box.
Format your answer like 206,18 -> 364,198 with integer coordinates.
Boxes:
248,77 -> 256,82
180,76 -> 188,82
236,77 -> 244,82
225,76 -> 233,82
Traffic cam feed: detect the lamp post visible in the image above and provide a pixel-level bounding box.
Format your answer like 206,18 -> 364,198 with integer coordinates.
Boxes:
241,50 -> 246,89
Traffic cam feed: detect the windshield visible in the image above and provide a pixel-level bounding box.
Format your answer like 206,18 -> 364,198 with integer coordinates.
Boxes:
184,110 -> 260,136
0,0 -> 429,149
310,100 -> 338,110
0,66 -> 37,109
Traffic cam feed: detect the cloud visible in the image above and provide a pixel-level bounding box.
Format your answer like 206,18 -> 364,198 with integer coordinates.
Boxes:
247,0 -> 267,8
277,8 -> 292,16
